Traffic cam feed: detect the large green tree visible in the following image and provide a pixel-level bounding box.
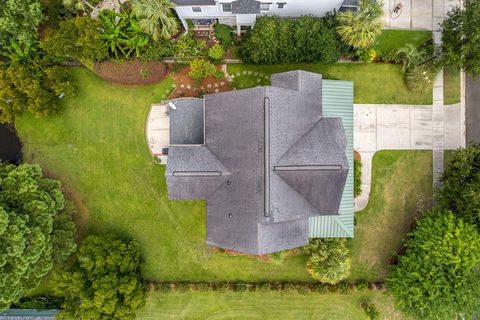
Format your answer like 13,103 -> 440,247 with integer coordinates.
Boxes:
441,0 -> 480,78
55,236 -> 145,320
0,163 -> 76,310
0,58 -> 76,123
0,0 -> 43,45
436,144 -> 480,228
132,0 -> 179,40
336,0 -> 383,49
40,16 -> 108,68
305,238 -> 351,285
386,209 -> 480,319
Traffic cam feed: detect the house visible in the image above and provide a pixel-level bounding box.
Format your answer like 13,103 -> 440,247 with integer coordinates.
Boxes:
172,0 -> 353,35
163,70 -> 354,255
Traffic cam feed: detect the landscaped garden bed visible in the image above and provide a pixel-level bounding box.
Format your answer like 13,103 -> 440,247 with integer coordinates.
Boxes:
93,60 -> 169,85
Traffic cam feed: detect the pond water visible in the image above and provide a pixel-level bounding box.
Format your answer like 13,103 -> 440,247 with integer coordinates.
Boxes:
0,123 -> 22,164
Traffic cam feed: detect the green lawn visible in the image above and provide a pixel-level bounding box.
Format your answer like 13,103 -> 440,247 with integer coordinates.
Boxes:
350,151 -> 433,281
228,63 -> 432,104
137,289 -> 404,320
16,68 -> 311,286
444,65 -> 461,105
372,29 -> 432,56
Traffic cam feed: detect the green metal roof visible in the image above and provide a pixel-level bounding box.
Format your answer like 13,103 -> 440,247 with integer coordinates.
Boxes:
309,79 -> 354,238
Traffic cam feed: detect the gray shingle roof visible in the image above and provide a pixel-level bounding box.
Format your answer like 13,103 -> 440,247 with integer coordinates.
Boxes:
166,70 -> 349,255
169,98 -> 204,145
232,0 -> 261,14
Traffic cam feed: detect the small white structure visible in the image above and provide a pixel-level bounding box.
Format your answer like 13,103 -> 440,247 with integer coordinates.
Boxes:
173,0 -> 347,35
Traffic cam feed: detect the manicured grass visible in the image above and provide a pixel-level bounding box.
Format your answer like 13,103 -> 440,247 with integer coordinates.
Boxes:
137,289 -> 404,320
444,65 -> 461,105
373,30 -> 432,56
16,68 -> 312,286
228,63 -> 432,104
350,151 -> 433,282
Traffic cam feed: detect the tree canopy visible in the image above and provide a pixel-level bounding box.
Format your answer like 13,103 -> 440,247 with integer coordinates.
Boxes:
41,16 -> 108,68
0,163 -> 76,310
55,236 -> 145,320
132,0 -> 179,40
436,144 -> 480,228
441,0 -> 480,78
305,238 -> 351,285
336,0 -> 383,49
0,0 -> 43,45
241,16 -> 340,64
386,209 -> 480,319
0,57 -> 76,123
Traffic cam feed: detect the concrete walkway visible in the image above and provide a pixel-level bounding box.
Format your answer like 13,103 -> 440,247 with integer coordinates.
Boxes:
382,0 -> 461,30
354,103 -> 463,211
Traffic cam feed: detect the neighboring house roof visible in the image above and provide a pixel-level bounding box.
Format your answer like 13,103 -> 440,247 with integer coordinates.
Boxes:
232,0 -> 260,14
0,309 -> 57,320
172,0 -> 215,5
166,70 -> 351,255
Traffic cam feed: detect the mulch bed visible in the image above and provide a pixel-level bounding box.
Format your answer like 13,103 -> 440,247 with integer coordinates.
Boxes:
354,150 -> 361,161
93,60 -> 169,85
170,65 -> 232,99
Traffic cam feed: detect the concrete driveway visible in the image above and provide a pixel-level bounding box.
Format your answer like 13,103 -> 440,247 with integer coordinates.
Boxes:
354,103 -> 462,211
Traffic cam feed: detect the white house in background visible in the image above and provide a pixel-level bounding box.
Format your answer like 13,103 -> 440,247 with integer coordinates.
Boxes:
172,0 -> 352,35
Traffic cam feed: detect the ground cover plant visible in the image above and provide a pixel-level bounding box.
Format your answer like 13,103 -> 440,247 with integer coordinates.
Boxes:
137,288 -> 402,320
350,151 -> 433,281
0,163 -> 76,310
354,159 -> 362,197
444,65 -> 461,104
16,68 -> 311,284
228,63 -> 432,104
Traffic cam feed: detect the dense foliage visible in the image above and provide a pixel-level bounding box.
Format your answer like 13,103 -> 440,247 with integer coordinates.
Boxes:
188,59 -> 217,83
175,33 -> 207,57
99,10 -> 149,59
354,159 -> 362,197
55,236 -> 145,320
441,0 -> 480,78
0,0 -> 43,45
336,0 -> 383,49
208,43 -> 225,61
214,23 -> 234,49
41,16 -> 108,68
63,0 -> 102,12
132,0 -> 179,40
436,144 -> 480,227
240,16 -> 340,64
386,209 -> 480,319
306,238 -> 351,284
0,58 -> 76,123
0,163 -> 76,310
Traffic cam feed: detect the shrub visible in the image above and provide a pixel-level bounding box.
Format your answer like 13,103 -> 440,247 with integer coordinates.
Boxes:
360,301 -> 380,320
0,163 -> 76,310
141,38 -> 175,60
386,209 -> 480,319
13,296 -> 64,310
240,16 -> 340,64
175,33 -> 206,57
305,238 -> 351,285
214,23 -> 234,49
55,236 -> 145,320
214,70 -> 225,80
354,159 -> 362,197
188,59 -> 217,83
208,43 -> 225,62
356,48 -> 376,63
404,62 -> 436,93
436,144 -> 480,227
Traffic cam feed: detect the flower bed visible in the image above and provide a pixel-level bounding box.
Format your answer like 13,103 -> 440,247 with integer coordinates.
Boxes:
93,60 -> 169,85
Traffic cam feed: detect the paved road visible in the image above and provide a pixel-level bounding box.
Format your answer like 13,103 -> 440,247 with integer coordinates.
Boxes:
466,76 -> 480,145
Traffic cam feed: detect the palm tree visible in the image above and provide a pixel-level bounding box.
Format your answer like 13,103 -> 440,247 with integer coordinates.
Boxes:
132,0 -> 179,41
397,43 -> 427,73
336,0 -> 384,49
